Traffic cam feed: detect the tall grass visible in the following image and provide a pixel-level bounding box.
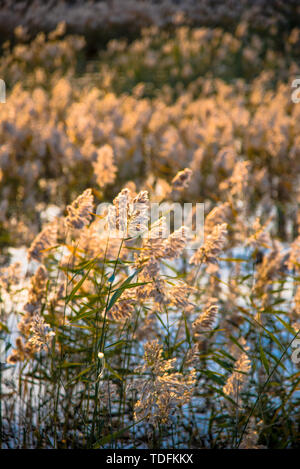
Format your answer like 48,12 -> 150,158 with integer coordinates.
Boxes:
1,181 -> 300,448
0,19 -> 300,449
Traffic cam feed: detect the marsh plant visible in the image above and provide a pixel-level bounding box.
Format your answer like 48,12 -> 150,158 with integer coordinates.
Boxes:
1,172 -> 300,448
0,17 -> 300,449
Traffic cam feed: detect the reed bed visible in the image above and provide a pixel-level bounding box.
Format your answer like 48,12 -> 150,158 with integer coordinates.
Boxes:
0,14 -> 299,449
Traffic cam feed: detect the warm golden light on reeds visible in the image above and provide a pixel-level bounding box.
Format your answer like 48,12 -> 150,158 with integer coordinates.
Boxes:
0,4 -> 300,449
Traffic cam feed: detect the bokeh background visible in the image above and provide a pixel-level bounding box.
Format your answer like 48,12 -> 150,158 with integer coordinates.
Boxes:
0,0 -> 300,449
